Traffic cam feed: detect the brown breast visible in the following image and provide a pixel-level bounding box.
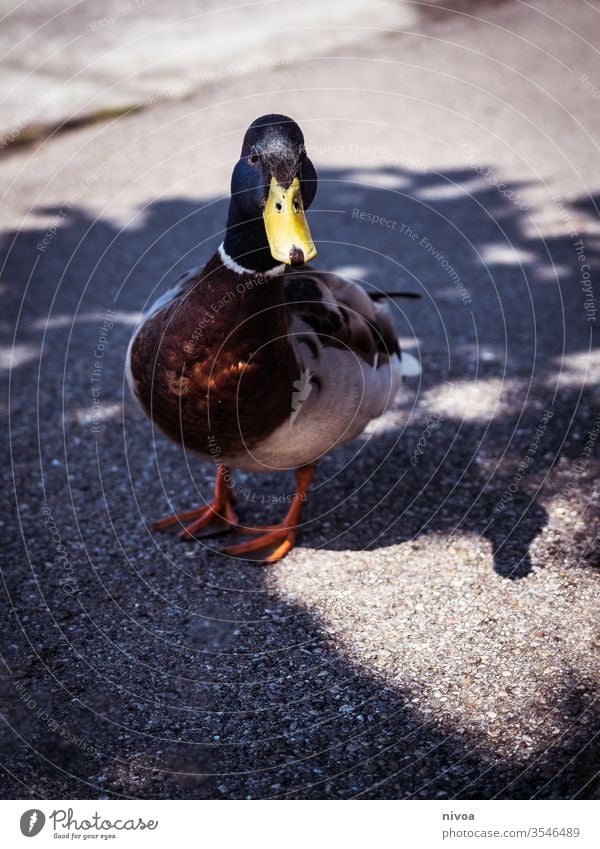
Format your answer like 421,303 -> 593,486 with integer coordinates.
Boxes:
129,253 -> 300,458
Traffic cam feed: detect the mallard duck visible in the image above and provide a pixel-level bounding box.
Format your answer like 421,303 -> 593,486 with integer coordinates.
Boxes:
127,114 -> 419,562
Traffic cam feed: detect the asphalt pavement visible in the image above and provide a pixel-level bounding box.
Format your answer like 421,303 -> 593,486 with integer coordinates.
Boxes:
1,0 -> 599,799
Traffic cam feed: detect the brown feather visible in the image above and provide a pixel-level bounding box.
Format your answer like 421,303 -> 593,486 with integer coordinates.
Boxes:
283,267 -> 400,367
129,253 -> 300,456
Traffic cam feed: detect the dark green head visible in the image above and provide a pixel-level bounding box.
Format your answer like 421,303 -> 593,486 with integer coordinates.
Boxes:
223,114 -> 318,272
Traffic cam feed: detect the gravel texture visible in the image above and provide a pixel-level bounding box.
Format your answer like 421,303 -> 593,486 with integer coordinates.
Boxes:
1,0 -> 599,799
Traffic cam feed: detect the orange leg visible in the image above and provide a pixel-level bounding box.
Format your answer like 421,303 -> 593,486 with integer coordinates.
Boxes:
153,464 -> 238,540
224,465 -> 315,563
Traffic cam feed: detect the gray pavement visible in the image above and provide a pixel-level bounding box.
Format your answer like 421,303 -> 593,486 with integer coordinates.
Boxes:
0,0 -> 410,146
1,0 -> 599,799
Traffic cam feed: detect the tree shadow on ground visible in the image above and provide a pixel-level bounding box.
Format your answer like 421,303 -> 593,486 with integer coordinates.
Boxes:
1,164 -> 598,799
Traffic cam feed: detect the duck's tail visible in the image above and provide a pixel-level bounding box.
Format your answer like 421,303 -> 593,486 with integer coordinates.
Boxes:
400,349 -> 421,377
368,291 -> 422,301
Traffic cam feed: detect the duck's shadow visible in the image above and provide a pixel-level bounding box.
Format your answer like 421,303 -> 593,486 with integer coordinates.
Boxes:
2,164 -> 599,798
5,164 -> 599,579
103,164 -> 596,582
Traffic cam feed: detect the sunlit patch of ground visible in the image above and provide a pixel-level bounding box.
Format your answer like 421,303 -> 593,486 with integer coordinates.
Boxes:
274,533 -> 599,764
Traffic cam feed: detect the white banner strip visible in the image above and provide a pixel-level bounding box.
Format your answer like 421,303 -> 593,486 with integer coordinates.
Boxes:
0,799 -> 597,848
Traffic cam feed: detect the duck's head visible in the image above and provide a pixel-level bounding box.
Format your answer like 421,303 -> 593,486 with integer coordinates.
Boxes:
223,114 -> 318,273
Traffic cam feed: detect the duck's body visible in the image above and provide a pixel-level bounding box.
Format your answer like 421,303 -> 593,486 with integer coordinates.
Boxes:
127,114 -> 417,562
128,252 -> 405,473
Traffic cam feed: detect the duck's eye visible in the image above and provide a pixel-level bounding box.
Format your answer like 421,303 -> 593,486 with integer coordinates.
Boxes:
249,151 -> 260,164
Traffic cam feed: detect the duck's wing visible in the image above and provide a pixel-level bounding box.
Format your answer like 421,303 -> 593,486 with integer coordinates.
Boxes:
277,267 -> 418,459
283,267 -> 408,371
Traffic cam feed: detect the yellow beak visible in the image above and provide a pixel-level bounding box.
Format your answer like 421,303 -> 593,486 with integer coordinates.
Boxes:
263,176 -> 317,265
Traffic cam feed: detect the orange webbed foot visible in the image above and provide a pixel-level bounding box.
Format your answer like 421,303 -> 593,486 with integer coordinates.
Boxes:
224,525 -> 297,563
223,465 -> 315,564
153,465 -> 238,540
